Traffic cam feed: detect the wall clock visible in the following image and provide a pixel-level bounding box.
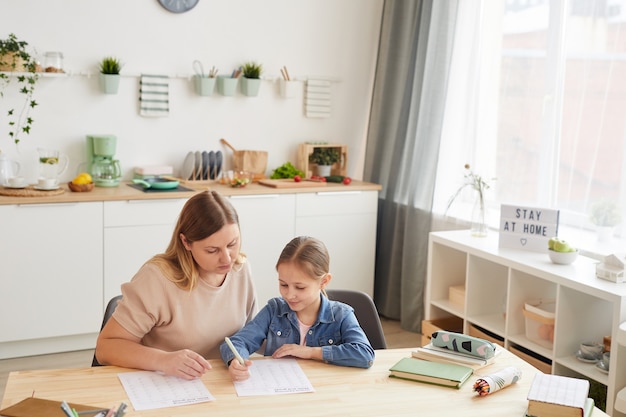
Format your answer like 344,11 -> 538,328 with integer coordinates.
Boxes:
158,0 -> 199,13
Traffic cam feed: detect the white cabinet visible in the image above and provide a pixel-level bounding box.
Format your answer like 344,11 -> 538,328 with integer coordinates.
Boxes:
103,199 -> 187,304
295,191 -> 378,296
425,230 -> 626,416
229,194 -> 296,304
0,202 -> 103,359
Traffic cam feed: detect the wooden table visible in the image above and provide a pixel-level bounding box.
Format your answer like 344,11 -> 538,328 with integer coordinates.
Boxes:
1,348 -> 609,417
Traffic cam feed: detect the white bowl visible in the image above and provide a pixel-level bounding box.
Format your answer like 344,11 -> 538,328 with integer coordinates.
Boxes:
548,248 -> 578,265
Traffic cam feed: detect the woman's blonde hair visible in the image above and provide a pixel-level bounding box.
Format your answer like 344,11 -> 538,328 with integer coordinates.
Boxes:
151,190 -> 244,290
276,236 -> 330,295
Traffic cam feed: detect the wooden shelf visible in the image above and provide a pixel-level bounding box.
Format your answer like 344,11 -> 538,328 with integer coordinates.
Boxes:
297,143 -> 347,178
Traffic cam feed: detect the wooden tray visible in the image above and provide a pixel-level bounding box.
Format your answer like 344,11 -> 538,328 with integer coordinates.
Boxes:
257,179 -> 327,188
0,185 -> 65,197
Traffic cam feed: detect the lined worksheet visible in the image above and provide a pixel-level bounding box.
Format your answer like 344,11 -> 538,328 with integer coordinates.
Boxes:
118,371 -> 215,411
233,358 -> 315,396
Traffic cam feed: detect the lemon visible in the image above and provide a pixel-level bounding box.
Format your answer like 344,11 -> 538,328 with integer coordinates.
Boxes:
72,172 -> 92,185
79,172 -> 93,182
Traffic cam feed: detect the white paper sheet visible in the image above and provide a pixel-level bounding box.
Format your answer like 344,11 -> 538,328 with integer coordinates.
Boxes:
118,371 -> 215,411
233,358 -> 315,396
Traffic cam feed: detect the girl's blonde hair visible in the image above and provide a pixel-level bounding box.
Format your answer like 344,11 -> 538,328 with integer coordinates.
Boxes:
151,190 -> 245,290
276,236 -> 330,295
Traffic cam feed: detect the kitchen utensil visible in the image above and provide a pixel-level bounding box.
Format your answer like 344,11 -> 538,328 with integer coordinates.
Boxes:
38,148 -> 69,181
91,158 -> 122,187
208,151 -> 216,179
202,151 -> 209,180
182,151 -> 195,180
219,138 -> 268,175
214,150 -> 223,179
194,151 -> 202,180
257,178 -> 327,188
132,178 -> 179,189
193,60 -> 205,77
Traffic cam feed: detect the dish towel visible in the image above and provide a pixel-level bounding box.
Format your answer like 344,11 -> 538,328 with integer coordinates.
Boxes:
305,79 -> 331,118
139,74 -> 169,117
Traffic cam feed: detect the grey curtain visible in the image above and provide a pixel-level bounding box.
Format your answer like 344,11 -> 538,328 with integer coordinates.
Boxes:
364,0 -> 459,333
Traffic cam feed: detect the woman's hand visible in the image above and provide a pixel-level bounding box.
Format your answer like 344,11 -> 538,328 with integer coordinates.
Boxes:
228,358 -> 253,381
271,344 -> 322,361
161,349 -> 212,380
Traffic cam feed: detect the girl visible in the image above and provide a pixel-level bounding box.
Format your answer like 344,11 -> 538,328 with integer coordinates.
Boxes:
220,236 -> 374,381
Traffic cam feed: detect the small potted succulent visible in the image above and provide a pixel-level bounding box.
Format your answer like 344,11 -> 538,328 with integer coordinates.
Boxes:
0,33 -> 39,145
309,147 -> 341,177
98,56 -> 122,94
240,61 -> 262,97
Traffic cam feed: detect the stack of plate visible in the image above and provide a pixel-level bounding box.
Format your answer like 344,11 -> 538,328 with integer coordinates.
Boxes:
181,150 -> 222,181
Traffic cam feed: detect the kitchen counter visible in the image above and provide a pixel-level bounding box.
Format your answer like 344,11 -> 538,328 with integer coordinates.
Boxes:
0,180 -> 382,205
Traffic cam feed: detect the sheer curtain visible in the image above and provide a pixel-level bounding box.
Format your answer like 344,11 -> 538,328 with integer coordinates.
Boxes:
434,1 -> 626,252
364,0 -> 459,332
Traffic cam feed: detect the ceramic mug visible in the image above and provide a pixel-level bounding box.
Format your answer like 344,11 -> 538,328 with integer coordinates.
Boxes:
38,177 -> 58,189
8,176 -> 26,187
580,341 -> 603,360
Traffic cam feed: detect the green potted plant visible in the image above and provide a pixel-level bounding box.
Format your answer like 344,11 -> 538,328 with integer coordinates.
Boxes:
240,61 -> 262,97
590,199 -> 622,242
309,147 -> 341,177
98,56 -> 122,94
0,33 -> 39,145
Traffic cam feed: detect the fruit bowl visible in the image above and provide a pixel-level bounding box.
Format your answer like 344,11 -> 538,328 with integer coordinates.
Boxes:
548,248 -> 578,265
68,181 -> 94,192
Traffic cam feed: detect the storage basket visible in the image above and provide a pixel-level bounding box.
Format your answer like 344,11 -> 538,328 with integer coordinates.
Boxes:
522,299 -> 555,349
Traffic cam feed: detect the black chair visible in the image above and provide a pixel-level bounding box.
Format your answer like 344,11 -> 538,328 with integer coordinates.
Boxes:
91,295 -> 122,366
326,289 -> 387,349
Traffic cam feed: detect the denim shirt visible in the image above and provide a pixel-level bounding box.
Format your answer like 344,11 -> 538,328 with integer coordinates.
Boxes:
220,294 -> 375,369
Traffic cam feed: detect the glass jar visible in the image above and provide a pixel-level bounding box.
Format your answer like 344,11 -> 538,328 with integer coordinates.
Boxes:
44,52 -> 64,73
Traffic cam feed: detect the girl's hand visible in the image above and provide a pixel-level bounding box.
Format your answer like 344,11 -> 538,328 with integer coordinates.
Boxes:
228,358 -> 253,381
161,349 -> 212,380
272,344 -> 322,361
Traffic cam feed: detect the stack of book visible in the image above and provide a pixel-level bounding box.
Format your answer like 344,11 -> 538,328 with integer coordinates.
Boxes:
526,374 -> 594,417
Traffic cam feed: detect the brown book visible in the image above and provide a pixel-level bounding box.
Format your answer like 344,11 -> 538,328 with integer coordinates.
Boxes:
0,397 -> 106,417
526,374 -> 590,417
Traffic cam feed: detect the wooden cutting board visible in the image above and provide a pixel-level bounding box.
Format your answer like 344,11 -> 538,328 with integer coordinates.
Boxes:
257,179 -> 327,188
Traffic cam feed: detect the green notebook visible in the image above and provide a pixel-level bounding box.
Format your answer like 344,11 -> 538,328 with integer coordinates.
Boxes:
389,357 -> 473,388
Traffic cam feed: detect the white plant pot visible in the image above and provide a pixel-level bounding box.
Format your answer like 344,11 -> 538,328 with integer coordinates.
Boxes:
99,73 -> 120,94
316,165 -> 332,177
597,226 -> 614,242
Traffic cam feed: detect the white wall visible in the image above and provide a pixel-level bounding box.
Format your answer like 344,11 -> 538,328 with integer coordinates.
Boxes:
0,0 -> 383,183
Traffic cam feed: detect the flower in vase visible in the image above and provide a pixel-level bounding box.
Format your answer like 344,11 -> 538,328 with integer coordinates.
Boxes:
445,164 -> 493,214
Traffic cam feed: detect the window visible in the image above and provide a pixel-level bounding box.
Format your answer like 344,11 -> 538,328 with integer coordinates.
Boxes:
435,0 -> 626,250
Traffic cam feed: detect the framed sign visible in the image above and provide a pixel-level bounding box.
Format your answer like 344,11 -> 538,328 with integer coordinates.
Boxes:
499,204 -> 559,252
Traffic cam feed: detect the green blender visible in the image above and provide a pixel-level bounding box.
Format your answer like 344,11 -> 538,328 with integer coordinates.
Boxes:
86,135 -> 122,187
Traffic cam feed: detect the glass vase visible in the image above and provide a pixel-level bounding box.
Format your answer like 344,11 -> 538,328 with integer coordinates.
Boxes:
471,191 -> 487,237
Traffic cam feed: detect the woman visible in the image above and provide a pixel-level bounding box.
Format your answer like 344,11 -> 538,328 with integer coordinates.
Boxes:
95,190 -> 258,379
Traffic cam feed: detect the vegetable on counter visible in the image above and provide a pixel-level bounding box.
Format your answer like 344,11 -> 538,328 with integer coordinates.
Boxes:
270,162 -> 305,179
324,175 -> 345,183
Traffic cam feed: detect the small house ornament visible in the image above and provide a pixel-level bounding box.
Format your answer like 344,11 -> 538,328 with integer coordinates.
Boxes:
596,254 -> 625,283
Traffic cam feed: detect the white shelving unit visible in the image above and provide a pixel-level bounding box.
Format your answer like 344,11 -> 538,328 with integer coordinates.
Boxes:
425,230 -> 626,416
